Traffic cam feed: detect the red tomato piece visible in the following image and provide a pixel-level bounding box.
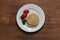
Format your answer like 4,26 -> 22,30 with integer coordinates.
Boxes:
21,13 -> 27,19
23,9 -> 29,14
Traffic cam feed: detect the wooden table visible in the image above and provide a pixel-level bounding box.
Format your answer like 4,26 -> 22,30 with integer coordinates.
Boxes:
0,0 -> 60,40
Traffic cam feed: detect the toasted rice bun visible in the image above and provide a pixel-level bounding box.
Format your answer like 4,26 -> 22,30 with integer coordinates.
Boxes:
26,13 -> 39,26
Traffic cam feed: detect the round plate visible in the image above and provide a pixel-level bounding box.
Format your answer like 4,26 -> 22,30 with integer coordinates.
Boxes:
16,4 -> 45,32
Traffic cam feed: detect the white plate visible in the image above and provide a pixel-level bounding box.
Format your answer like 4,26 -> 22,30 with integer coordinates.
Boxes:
16,4 -> 45,32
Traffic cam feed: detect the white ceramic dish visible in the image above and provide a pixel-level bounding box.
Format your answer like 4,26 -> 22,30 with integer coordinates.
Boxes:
16,4 -> 45,32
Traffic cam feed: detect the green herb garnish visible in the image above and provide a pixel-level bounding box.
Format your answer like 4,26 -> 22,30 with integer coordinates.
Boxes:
22,19 -> 26,25
20,17 -> 26,25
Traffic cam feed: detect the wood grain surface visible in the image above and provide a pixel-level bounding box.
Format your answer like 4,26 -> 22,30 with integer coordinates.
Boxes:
0,0 -> 60,40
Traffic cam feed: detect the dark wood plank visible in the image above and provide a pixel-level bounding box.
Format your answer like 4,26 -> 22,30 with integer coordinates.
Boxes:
0,0 -> 60,40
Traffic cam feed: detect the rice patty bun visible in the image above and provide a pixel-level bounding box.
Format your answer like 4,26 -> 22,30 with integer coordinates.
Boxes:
26,13 -> 39,26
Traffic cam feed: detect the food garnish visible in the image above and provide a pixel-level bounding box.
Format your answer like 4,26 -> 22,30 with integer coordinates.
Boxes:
20,9 -> 29,25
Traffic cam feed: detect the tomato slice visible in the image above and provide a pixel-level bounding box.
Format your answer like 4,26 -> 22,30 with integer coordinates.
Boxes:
21,13 -> 27,19
23,9 -> 29,14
